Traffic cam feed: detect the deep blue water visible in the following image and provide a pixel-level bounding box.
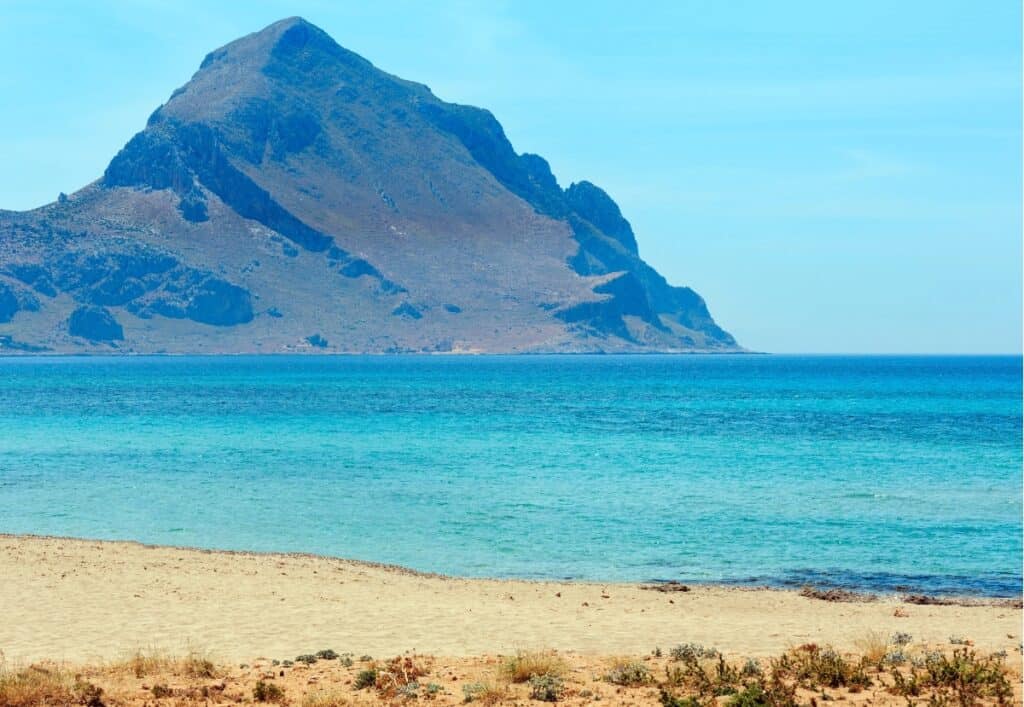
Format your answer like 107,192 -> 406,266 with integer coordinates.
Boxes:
0,354 -> 1020,596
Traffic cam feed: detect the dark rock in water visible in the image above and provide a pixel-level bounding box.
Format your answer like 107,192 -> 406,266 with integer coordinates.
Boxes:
0,16 -> 738,354
639,581 -> 690,593
798,586 -> 876,603
68,305 -> 124,341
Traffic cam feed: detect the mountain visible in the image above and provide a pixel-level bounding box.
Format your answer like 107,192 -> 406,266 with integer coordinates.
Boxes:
0,17 -> 739,354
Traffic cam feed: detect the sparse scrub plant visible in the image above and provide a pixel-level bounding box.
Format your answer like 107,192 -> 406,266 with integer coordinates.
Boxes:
658,690 -> 702,707
462,680 -> 506,704
606,659 -> 652,686
254,679 -> 286,703
500,650 -> 567,683
302,689 -> 351,707
741,658 -> 762,678
529,673 -> 565,701
151,683 -> 174,698
373,655 -> 431,699
354,668 -> 378,690
853,630 -> 889,664
670,644 -> 720,663
891,632 -> 913,646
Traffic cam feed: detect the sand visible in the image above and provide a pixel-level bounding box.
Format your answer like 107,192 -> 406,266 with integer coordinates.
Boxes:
0,535 -> 1019,665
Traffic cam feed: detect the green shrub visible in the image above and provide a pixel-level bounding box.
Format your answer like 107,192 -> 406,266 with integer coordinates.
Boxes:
253,680 -> 285,703
606,660 -> 651,686
670,644 -> 720,663
529,673 -> 565,702
354,669 -> 378,690
151,684 -> 173,698
659,690 -> 702,707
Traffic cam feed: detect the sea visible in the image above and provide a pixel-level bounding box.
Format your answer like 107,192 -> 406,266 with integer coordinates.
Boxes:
0,354 -> 1019,596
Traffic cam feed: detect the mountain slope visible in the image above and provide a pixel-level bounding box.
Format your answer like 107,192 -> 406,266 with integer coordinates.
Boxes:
0,17 -> 739,354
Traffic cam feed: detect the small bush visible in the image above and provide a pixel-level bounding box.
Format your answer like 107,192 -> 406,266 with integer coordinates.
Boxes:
253,680 -> 285,703
659,691 -> 702,707
606,660 -> 652,686
529,673 -> 565,702
295,654 -> 318,665
463,682 -> 485,702
121,650 -> 166,678
462,680 -> 506,704
315,649 -> 339,661
183,651 -> 217,678
151,683 -> 174,698
726,683 -> 766,707
501,650 -> 567,683
891,632 -> 913,646
354,669 -> 378,690
114,649 -> 216,679
302,689 -> 350,707
741,658 -> 763,678
882,649 -> 907,666
853,630 -> 889,664
772,645 -> 871,691
75,681 -> 105,707
670,643 -> 720,663
0,664 -> 82,707
397,681 -> 420,699
374,655 -> 431,698
914,648 -> 1012,703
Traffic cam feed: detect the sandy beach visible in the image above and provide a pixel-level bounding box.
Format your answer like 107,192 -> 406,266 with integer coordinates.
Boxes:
1,535 -> 1019,665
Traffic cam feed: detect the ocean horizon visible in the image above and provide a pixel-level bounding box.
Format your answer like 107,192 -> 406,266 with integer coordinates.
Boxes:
1,353 -> 1020,596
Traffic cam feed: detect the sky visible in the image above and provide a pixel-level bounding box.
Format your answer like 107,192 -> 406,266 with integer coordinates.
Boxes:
0,1 -> 1020,353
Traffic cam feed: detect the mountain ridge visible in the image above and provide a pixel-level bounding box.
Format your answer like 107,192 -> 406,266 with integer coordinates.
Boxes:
0,17 -> 739,354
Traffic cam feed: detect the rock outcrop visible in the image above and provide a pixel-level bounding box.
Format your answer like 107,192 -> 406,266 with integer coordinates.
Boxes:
0,17 -> 738,353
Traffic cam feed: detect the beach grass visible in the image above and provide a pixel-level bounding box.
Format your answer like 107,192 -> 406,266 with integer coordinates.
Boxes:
110,647 -> 218,679
0,642 -> 1018,706
500,650 -> 568,683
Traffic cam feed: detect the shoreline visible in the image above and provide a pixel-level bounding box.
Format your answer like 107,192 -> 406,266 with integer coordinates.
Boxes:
1,534 -> 1019,666
1,533 -> 1017,604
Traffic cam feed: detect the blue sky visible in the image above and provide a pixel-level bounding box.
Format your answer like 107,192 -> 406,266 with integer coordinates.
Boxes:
1,1 -> 1020,353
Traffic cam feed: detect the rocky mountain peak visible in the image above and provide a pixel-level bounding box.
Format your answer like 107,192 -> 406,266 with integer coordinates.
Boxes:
0,18 -> 738,354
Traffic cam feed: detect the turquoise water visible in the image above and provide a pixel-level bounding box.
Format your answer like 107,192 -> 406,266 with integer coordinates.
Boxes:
0,355 -> 1020,596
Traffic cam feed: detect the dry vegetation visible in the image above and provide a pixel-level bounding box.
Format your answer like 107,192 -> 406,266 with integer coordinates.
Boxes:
0,636 -> 1019,707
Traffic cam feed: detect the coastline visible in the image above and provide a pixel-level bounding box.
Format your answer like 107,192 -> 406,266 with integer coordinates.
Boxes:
2,535 -> 1019,665
2,532 -> 1019,601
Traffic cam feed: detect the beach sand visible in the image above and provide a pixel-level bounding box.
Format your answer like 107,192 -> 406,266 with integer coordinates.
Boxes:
1,535 -> 1019,666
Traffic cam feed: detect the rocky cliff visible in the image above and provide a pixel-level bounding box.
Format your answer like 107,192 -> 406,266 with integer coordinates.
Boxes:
0,17 -> 738,353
